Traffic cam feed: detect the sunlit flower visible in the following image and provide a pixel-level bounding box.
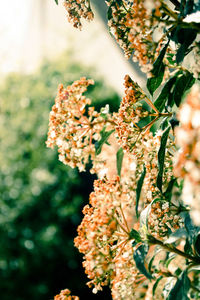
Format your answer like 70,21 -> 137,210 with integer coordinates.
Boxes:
74,176 -> 136,291
63,0 -> 94,29
46,78 -> 114,172
106,1 -> 162,72
54,288 -> 79,300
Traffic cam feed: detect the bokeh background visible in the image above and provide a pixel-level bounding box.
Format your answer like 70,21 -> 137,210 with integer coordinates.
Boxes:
0,1 -> 142,299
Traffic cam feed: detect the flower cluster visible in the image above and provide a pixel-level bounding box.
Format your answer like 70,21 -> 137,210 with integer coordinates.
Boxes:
46,78 -> 114,172
114,75 -> 150,153
54,289 -> 79,300
111,241 -> 148,300
106,0 -> 161,72
63,0 -> 94,29
50,1 -> 200,298
174,85 -> 200,224
148,200 -> 182,240
74,176 -> 135,292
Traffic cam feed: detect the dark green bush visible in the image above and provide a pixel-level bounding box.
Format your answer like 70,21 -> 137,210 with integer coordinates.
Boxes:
0,52 -> 119,300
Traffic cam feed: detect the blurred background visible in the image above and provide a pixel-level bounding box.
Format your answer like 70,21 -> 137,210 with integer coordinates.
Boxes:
0,0 -> 143,299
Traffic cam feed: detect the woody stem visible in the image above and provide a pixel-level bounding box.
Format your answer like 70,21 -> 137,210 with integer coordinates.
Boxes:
149,236 -> 200,264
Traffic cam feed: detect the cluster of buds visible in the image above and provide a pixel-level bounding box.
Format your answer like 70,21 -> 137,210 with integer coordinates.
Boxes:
174,85 -> 200,224
63,0 -> 94,29
54,289 -> 79,300
46,78 -> 114,172
148,201 -> 182,240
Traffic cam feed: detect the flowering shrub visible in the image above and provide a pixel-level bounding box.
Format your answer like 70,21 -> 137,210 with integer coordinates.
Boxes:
49,0 -> 200,299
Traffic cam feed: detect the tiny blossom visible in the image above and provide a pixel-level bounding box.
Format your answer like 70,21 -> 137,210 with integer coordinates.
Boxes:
63,0 -> 94,29
174,85 -> 200,224
46,78 -> 114,172
54,288 -> 79,300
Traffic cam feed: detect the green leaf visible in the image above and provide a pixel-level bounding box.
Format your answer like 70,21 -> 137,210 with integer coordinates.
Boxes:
164,228 -> 187,244
129,229 -> 142,242
54,0 -> 58,4
147,42 -> 169,95
148,247 -> 162,272
172,72 -> 195,107
147,63 -> 165,96
156,127 -> 171,192
153,43 -> 169,74
116,147 -> 124,176
167,271 -> 190,300
163,277 -> 176,299
176,29 -> 197,63
153,276 -> 163,296
183,213 -> 200,246
95,127 -> 114,155
136,165 -> 146,218
184,0 -> 194,15
165,254 -> 176,268
133,243 -> 153,280
107,6 -> 112,21
164,177 -> 177,201
194,232 -> 200,257
154,77 -> 177,112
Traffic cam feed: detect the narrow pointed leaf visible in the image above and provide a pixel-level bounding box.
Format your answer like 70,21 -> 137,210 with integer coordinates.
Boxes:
156,127 -> 171,192
173,73 -> 195,107
154,77 -> 177,112
129,229 -> 142,242
167,271 -> 190,300
116,147 -> 124,176
164,177 -> 177,201
136,165 -> 146,218
147,63 -> 165,96
147,42 -> 169,95
133,244 -> 153,280
95,128 -> 114,155
153,276 -> 163,296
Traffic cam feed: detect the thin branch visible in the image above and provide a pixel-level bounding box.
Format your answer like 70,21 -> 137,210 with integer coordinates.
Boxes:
149,237 -> 200,264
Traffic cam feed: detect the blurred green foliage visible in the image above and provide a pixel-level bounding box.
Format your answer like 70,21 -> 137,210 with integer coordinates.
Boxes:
0,52 -> 120,300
